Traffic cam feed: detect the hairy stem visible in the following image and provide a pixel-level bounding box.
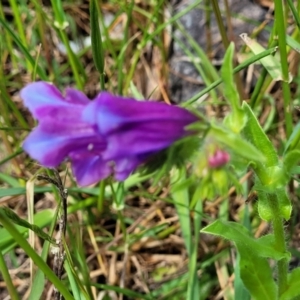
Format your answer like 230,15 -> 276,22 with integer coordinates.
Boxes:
269,193 -> 288,295
274,0 -> 293,137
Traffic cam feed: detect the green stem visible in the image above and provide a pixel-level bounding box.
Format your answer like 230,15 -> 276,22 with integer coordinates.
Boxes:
59,29 -> 84,90
90,0 -> 105,90
287,0 -> 300,30
211,0 -> 229,48
211,0 -> 244,100
117,211 -> 127,242
187,197 -> 202,299
97,180 -> 105,213
0,2 -> 17,70
268,193 -> 288,296
204,0 -> 212,56
0,16 -> 47,80
0,250 -> 19,300
50,0 -> 84,89
250,35 -> 278,108
33,0 -> 53,75
117,0 -> 134,95
274,0 -> 293,137
250,68 -> 268,107
174,21 -> 219,103
8,0 -> 31,71
184,47 -> 277,106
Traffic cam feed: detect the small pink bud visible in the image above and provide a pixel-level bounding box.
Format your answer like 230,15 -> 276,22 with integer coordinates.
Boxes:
208,149 -> 230,168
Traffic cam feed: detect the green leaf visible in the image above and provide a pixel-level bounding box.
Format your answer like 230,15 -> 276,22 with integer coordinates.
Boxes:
284,122 -> 300,153
63,241 -> 91,299
0,17 -> 47,80
234,206 -> 251,300
29,198 -> 59,300
90,0 -> 105,74
194,176 -> 215,201
51,0 -> 68,29
0,209 -> 55,252
0,187 -> 50,198
211,169 -> 229,197
221,43 -> 247,133
238,244 -> 277,300
0,250 -> 19,299
262,166 -> 289,191
0,148 -> 23,167
0,172 -> 21,187
283,149 -> 300,174
286,34 -> 300,54
240,33 -> 292,83
277,189 -> 292,221
201,220 -> 288,260
242,102 -> 278,167
29,239 -> 57,300
257,189 -> 291,221
0,85 -> 29,129
29,265 -> 46,300
130,81 -> 144,100
1,206 -> 55,243
280,268 -> 300,300
65,260 -> 84,300
221,43 -> 237,104
187,196 -> 202,300
209,124 -> 266,164
201,220 -> 278,300
242,101 -> 282,187
257,191 -> 273,221
171,168 -> 191,255
234,249 -> 251,300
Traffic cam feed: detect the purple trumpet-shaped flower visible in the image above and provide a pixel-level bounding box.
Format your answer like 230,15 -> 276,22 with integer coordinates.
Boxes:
21,82 -> 198,185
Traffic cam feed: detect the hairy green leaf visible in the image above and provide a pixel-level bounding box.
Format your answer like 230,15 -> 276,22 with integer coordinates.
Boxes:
280,268 -> 300,300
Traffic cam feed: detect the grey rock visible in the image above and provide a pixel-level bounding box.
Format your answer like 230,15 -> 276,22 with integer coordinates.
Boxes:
169,0 -> 269,103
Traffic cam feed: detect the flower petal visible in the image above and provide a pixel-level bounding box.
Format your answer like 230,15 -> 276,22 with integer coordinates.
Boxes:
23,127 -> 71,167
70,152 -> 112,186
102,121 -> 194,160
113,155 -> 146,180
23,120 -> 106,167
65,88 -> 91,105
83,92 -> 197,160
21,82 -> 90,120
83,92 -> 198,135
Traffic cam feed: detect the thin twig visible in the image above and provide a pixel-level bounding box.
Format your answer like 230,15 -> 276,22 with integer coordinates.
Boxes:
37,169 -> 68,300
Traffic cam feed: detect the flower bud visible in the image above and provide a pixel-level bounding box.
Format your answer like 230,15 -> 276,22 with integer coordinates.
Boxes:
208,149 -> 230,168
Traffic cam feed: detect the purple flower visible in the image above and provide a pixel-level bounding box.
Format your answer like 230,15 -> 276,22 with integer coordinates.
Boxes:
21,82 -> 198,185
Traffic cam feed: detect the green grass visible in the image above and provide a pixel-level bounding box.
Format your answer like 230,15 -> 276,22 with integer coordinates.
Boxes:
1,0 -> 300,299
